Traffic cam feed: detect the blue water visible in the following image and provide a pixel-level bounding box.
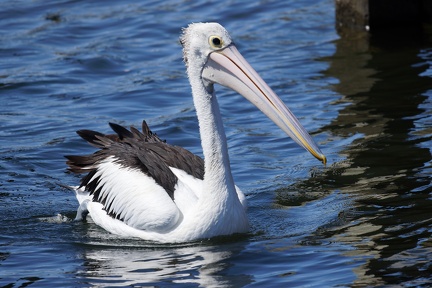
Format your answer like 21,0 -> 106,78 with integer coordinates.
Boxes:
1,0 -> 432,286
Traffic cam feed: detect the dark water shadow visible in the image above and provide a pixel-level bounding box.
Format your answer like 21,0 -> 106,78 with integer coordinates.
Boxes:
278,31 -> 432,285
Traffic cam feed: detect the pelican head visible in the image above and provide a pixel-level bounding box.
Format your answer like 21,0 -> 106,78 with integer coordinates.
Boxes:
181,22 -> 326,164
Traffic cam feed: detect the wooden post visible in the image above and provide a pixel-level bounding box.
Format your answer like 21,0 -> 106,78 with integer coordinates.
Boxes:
335,0 -> 432,36
335,0 -> 369,35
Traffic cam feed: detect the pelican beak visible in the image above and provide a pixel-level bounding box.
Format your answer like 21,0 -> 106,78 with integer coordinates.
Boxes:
202,44 -> 326,165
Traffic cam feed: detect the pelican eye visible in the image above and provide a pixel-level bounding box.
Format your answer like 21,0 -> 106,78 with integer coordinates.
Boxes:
209,36 -> 223,48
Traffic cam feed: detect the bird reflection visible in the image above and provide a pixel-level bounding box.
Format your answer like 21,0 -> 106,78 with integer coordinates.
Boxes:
75,229 -> 251,287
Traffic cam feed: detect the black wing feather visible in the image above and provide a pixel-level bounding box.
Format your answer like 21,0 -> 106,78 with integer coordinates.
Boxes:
66,120 -> 204,203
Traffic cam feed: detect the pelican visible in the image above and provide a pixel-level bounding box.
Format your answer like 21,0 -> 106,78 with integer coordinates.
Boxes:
66,23 -> 326,243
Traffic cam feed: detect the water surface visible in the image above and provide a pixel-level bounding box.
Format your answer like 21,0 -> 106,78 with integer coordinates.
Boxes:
1,0 -> 431,287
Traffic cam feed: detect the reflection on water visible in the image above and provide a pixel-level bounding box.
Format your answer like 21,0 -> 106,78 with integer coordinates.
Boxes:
77,242 -> 245,287
69,224 -> 256,287
73,225 -> 359,287
299,33 -> 432,285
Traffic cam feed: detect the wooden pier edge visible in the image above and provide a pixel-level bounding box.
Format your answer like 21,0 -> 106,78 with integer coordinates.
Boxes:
335,0 -> 432,37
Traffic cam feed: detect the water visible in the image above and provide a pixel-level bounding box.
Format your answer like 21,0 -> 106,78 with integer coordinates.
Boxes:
1,0 -> 431,286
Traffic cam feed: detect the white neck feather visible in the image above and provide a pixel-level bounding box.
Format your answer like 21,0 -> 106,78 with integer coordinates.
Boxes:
189,76 -> 237,202
187,75 -> 248,236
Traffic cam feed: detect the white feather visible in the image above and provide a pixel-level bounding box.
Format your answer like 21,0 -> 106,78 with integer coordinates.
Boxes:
88,157 -> 182,233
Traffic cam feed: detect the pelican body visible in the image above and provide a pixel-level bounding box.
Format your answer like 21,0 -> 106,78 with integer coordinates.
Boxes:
66,23 -> 326,243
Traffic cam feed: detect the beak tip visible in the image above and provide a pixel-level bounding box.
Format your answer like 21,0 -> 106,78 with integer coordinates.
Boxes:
320,154 -> 327,166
